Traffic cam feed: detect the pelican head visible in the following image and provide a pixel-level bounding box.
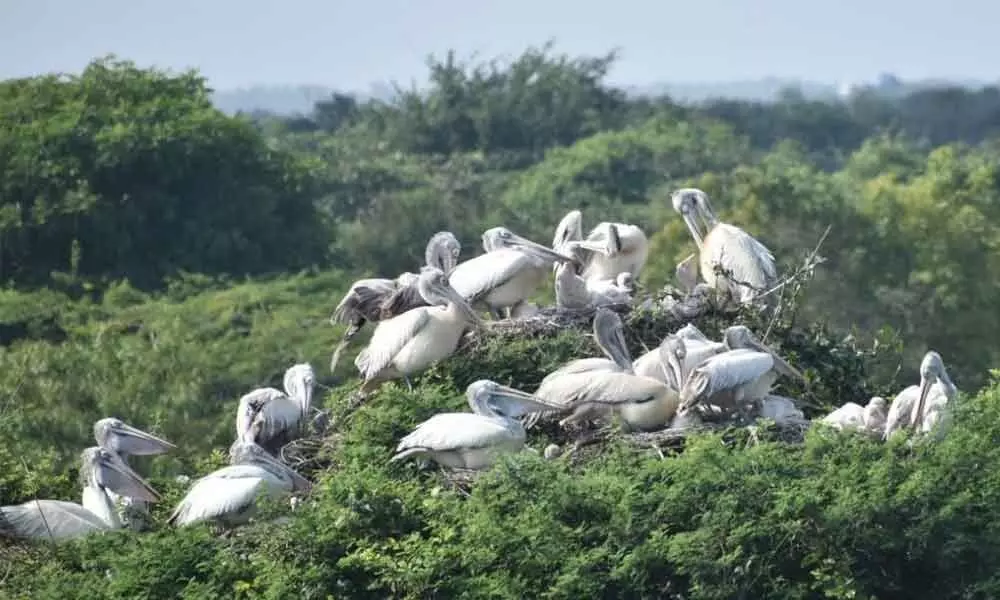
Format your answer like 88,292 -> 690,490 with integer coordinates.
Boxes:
723,325 -> 804,381
671,188 -> 708,246
237,391 -> 274,442
911,351 -> 954,428
553,210 -> 584,250
425,231 -> 462,272
593,307 -> 633,371
93,418 -> 176,456
658,334 -> 688,390
229,440 -> 312,492
80,446 -> 161,503
283,363 -> 316,412
417,267 -> 484,327
483,227 -> 577,265
466,379 -> 559,421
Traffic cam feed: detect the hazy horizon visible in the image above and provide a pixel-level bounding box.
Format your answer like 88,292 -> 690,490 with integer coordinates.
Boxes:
2,0 -> 998,93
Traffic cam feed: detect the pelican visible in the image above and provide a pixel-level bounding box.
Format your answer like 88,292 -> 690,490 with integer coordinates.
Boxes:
755,394 -> 806,425
235,363 -> 315,455
330,232 -> 461,370
672,188 -> 777,305
821,397 -> 887,435
355,267 -> 482,394
536,308 -> 634,383
1,447 -> 160,541
93,417 -> 175,531
554,262 -> 633,310
633,327 -> 726,387
532,334 -> 684,433
553,210 -> 650,282
449,227 -> 576,319
168,440 -> 311,529
391,380 -> 564,470
883,351 -> 957,440
679,325 -> 804,419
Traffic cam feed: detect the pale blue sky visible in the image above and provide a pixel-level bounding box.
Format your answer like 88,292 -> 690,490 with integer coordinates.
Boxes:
2,0 -> 997,91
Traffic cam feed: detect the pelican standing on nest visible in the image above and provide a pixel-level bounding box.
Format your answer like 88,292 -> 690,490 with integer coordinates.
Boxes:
672,188 -> 777,305
882,351 -> 957,440
93,417 -> 175,531
235,363 -> 316,455
553,210 -> 650,282
355,267 -> 483,395
448,227 -> 576,319
168,440 -> 311,529
391,380 -> 564,470
330,231 -> 461,371
679,325 -> 804,419
1,447 -> 160,541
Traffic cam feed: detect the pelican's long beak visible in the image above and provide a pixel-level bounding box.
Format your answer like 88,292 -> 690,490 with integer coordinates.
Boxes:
681,211 -> 704,247
596,320 -> 633,373
748,339 -> 805,382
257,450 -> 313,492
910,376 -> 934,430
490,384 -> 561,418
508,234 -> 577,263
659,336 -> 687,391
95,450 -> 162,503
110,422 -> 176,456
445,285 -> 485,328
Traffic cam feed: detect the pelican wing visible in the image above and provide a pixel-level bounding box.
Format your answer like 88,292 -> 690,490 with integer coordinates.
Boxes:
681,350 -> 774,407
354,308 -> 432,380
675,323 -> 710,343
1,500 -> 109,540
393,413 -> 512,455
542,357 -> 621,382
167,466 -> 279,527
537,371 -> 667,409
883,386 -> 918,439
448,250 -> 532,302
705,224 -> 777,301
332,278 -> 397,324
820,402 -> 866,430
632,350 -> 672,384
379,282 -> 428,319
236,387 -> 287,440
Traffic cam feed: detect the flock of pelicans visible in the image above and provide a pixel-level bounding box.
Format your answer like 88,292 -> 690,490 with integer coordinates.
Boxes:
1,188 -> 959,542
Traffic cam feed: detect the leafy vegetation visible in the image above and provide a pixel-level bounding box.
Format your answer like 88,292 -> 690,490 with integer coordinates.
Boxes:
2,45 -> 1000,598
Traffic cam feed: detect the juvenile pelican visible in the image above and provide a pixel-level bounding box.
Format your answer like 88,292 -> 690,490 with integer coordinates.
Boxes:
552,210 -> 649,281
235,363 -> 316,455
883,351 -> 957,440
672,188 -> 777,305
168,440 -> 311,529
679,325 -> 804,419
554,262 -> 633,310
821,397 -> 887,435
330,232 -> 461,370
755,394 -> 806,425
449,227 -> 576,319
1,447 -> 160,541
355,267 -> 482,394
93,417 -> 175,531
391,380 -> 564,470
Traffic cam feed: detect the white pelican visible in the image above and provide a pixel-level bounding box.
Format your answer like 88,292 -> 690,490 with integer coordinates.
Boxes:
168,440 -> 311,529
235,363 -> 315,455
882,351 -> 957,440
330,232 -> 461,370
93,417 -> 175,531
355,267 -> 482,395
1,447 -> 160,541
536,308 -> 634,383
554,262 -> 633,310
391,380 -> 563,470
756,394 -> 806,425
679,325 -> 804,419
633,326 -> 726,387
553,210 -> 650,282
821,397 -> 887,435
449,227 -> 576,319
671,188 -> 777,305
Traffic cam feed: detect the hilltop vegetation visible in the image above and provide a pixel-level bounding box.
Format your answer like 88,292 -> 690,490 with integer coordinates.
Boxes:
3,46 -> 1000,598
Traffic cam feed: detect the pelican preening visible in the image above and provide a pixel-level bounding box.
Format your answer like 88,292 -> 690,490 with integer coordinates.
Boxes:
168,440 -> 311,528
678,325 -> 804,420
553,210 -> 650,283
883,351 -> 957,440
671,188 -> 777,306
235,363 -> 316,455
1,447 -> 160,541
355,267 -> 483,394
449,227 -> 576,319
330,232 -> 461,371
391,380 -> 564,470
93,417 -> 175,531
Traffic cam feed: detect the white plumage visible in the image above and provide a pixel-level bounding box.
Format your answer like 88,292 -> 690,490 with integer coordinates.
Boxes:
672,188 -> 777,305
883,351 -> 956,440
235,363 -> 315,454
821,396 -> 887,435
552,210 -> 649,282
391,380 -> 564,470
